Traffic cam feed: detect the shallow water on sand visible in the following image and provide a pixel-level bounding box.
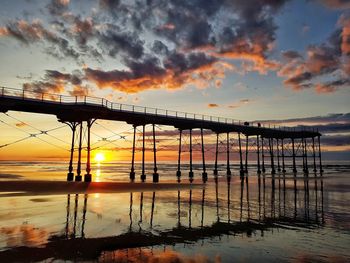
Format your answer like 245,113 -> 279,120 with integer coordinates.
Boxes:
0,162 -> 349,262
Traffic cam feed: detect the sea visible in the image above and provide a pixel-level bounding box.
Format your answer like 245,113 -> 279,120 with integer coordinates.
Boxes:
0,160 -> 349,262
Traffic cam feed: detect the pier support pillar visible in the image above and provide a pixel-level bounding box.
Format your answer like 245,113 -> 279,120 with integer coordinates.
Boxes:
141,125 -> 146,182
312,137 -> 317,173
201,128 -> 207,182
269,138 -> 276,175
261,137 -> 266,173
245,135 -> 249,174
292,138 -> 297,173
318,136 -> 323,173
84,119 -> 95,182
152,124 -> 159,183
75,122 -> 83,181
281,139 -> 286,173
213,133 -> 219,176
257,135 -> 261,174
226,132 -> 231,176
130,125 -> 136,181
176,129 -> 182,182
189,129 -> 194,182
277,139 -> 281,172
303,138 -> 309,175
238,132 -> 244,177
67,122 -> 78,181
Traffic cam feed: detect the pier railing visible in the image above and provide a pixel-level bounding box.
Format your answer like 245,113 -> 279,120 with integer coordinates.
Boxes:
1,87 -> 317,132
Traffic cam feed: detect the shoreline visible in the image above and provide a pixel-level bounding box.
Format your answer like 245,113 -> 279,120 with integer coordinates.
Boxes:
0,180 -> 202,196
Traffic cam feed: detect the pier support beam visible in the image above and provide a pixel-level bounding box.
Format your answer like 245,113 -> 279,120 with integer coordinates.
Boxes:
312,137 -> 317,173
176,129 -> 182,182
318,136 -> 323,173
84,119 -> 95,182
66,122 -> 78,181
130,125 -> 136,181
257,135 -> 261,174
292,138 -> 297,173
245,135 -> 249,174
201,128 -> 207,182
277,139 -> 281,172
152,124 -> 159,183
261,137 -> 266,173
141,125 -> 146,182
226,132 -> 231,176
303,138 -> 309,174
281,139 -> 286,173
269,138 -> 276,175
76,122 -> 83,181
238,132 -> 244,177
213,133 -> 219,176
189,129 -> 194,182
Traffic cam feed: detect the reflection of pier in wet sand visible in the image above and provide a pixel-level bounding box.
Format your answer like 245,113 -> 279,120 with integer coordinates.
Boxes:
0,175 -> 324,262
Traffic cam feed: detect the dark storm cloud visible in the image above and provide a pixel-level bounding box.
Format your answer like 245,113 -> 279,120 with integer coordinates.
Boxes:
46,0 -> 70,16
259,112 -> 350,124
321,134 -> 350,146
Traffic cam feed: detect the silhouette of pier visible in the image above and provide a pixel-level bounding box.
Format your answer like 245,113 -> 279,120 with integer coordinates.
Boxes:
0,87 -> 323,182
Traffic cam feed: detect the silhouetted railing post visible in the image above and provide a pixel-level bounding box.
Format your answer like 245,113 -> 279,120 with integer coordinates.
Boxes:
189,129 -> 194,182
67,122 -> 78,181
201,128 -> 207,182
292,138 -> 297,173
130,125 -> 136,181
226,132 -> 231,176
213,133 -> 219,176
141,125 -> 146,182
318,136 -> 323,173
261,137 -> 266,173
238,132 -> 244,177
76,122 -> 83,181
152,124 -> 159,183
281,139 -> 286,173
257,135 -> 261,174
176,129 -> 182,181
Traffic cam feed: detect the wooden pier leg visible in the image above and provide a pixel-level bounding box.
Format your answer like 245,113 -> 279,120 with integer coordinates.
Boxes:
261,137 -> 266,173
257,135 -> 261,174
189,129 -> 194,182
75,122 -> 83,181
245,135 -> 249,174
304,138 -> 309,174
213,133 -> 219,176
269,138 -> 276,175
201,128 -> 207,182
84,119 -> 94,182
176,129 -> 182,182
292,138 -> 297,173
130,125 -> 136,181
226,132 -> 231,176
141,124 -> 146,182
152,124 -> 159,183
312,137 -> 317,173
302,139 -> 306,173
238,132 -> 244,177
277,139 -> 281,172
67,122 -> 78,181
281,139 -> 286,173
318,136 -> 324,173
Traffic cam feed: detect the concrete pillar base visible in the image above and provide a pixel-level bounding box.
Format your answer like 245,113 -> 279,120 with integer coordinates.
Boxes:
75,175 -> 82,182
84,174 -> 92,182
67,172 -> 74,181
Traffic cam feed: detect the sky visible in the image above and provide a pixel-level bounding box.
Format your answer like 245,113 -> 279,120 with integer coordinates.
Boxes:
0,0 -> 349,161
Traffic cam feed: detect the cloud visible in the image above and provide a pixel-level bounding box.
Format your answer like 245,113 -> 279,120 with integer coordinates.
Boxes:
278,13 -> 350,94
208,103 -> 219,108
317,0 -> 350,9
228,99 -> 252,109
47,0 -> 70,16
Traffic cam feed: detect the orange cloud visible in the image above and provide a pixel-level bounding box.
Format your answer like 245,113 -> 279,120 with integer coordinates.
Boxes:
208,103 -> 219,108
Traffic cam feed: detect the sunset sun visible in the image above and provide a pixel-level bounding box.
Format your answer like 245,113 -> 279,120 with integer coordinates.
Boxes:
94,152 -> 105,163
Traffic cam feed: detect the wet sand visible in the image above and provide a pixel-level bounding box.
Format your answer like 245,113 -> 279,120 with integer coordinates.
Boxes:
0,180 -> 200,196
